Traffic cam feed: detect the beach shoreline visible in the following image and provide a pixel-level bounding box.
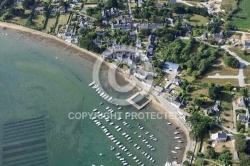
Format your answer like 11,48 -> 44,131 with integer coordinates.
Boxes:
0,22 -> 189,164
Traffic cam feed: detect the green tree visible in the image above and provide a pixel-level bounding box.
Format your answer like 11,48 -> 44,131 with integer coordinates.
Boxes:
107,0 -> 118,8
183,160 -> 190,166
195,158 -> 205,166
239,154 -> 250,166
218,148 -> 231,165
187,113 -> 215,140
22,0 -> 35,9
205,148 -> 217,159
235,134 -> 246,153
224,56 -> 239,68
236,121 -> 242,132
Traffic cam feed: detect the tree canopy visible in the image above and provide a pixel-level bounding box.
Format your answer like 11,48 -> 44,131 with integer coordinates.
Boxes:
235,134 -> 247,153
187,112 -> 215,140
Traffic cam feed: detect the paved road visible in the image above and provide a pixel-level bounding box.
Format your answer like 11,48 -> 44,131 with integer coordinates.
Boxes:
231,30 -> 250,35
176,0 -> 194,6
207,45 -> 250,87
221,45 -> 250,66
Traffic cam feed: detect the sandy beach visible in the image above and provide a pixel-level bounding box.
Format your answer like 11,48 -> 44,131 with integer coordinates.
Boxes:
0,22 -> 188,163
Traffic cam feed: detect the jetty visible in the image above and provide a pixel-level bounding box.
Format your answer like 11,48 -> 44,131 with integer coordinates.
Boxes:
127,92 -> 151,110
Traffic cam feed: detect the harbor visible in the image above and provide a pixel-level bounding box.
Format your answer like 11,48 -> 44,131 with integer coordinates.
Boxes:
88,81 -> 185,165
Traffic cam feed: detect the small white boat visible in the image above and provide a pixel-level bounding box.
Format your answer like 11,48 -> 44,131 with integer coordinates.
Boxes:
108,97 -> 113,101
174,132 -> 179,135
118,107 -> 122,110
175,147 -> 181,150
93,109 -> 98,112
177,140 -> 183,143
175,137 -> 181,139
88,81 -> 95,87
167,122 -> 172,125
171,151 -> 177,153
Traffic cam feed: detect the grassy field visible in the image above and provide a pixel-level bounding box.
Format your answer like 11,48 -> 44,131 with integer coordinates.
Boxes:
231,0 -> 250,31
221,0 -> 238,14
228,46 -> 250,63
33,14 -> 44,27
199,77 -> 239,87
56,14 -> 70,32
189,14 -> 209,26
244,65 -> 250,84
46,17 -> 57,32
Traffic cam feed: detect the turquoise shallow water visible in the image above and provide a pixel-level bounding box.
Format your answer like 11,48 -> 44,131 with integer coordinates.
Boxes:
0,29 -> 186,166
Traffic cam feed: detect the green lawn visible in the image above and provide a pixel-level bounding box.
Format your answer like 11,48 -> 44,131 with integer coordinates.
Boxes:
231,0 -> 250,31
46,17 -> 57,33
244,65 -> 250,84
33,14 -> 44,27
189,14 -> 209,26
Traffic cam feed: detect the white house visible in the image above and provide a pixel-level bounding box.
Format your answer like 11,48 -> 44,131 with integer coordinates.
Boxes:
211,131 -> 227,142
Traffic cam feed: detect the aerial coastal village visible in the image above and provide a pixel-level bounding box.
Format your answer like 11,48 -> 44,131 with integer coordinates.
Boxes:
0,0 -> 250,165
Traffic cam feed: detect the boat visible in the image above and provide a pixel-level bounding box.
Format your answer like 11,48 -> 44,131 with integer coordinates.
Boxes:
93,109 -> 98,112
88,81 -> 95,87
93,85 -> 99,89
99,153 -> 103,156
118,107 -> 122,110
100,92 -> 104,96
167,122 -> 172,125
175,147 -> 181,150
100,103 -> 104,105
108,97 -> 113,101
177,140 -> 183,143
175,136 -> 181,139
174,132 -> 179,135
171,151 -> 177,153
96,87 -> 100,91
106,107 -> 110,110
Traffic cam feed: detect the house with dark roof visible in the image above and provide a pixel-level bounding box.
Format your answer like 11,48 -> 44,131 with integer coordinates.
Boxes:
163,61 -> 179,72
213,31 -> 224,40
237,115 -> 248,123
168,0 -> 177,4
206,108 -> 216,116
138,23 -> 164,30
111,23 -> 133,31
171,96 -> 182,108
211,131 -> 227,142
244,40 -> 250,48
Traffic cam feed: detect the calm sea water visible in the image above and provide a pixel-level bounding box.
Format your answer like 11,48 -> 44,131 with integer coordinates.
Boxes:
0,29 -> 186,166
